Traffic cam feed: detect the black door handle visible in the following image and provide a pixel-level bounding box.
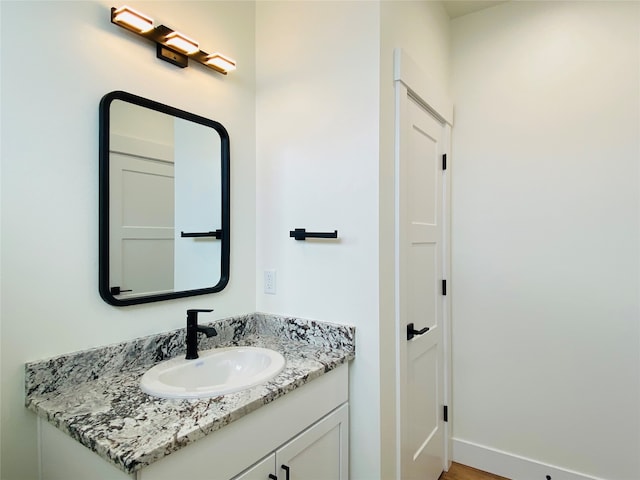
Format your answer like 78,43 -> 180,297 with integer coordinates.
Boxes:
281,465 -> 290,480
268,475 -> 278,480
407,322 -> 429,340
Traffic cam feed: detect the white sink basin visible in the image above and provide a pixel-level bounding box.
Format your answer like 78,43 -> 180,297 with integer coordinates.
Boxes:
140,346 -> 286,399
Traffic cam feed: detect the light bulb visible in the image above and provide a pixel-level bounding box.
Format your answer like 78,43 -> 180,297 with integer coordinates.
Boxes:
206,53 -> 236,72
112,6 -> 154,33
165,32 -> 199,55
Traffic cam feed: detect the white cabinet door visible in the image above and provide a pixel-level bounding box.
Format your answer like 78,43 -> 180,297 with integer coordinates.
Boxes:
233,454 -> 276,480
275,404 -> 348,480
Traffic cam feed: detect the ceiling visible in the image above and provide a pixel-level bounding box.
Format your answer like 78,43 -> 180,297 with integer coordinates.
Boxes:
442,0 -> 508,19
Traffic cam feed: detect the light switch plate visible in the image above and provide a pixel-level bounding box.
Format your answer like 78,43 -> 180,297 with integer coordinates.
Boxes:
264,270 -> 276,295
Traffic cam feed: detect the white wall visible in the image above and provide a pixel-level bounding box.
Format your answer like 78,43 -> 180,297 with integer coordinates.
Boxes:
174,118 -> 222,290
255,3 -> 381,478
0,2 -> 256,479
255,2 -> 452,478
451,2 -> 640,479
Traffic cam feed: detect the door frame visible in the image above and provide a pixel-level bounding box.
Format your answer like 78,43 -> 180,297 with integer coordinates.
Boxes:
393,47 -> 453,476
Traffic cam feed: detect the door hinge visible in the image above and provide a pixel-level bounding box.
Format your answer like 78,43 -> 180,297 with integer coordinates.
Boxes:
443,405 -> 449,422
442,279 -> 447,296
442,153 -> 447,171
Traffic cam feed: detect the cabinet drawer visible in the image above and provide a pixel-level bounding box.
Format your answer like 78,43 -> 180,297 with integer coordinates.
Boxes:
233,454 -> 276,480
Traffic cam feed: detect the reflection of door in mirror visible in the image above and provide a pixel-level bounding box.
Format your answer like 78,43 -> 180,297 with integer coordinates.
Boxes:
109,101 -> 175,297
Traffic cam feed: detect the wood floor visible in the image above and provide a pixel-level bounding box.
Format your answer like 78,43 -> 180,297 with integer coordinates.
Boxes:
439,462 -> 510,480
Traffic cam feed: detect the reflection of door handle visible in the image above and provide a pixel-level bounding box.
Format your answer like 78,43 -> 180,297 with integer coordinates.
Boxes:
180,230 -> 222,239
407,323 -> 429,341
110,286 -> 132,295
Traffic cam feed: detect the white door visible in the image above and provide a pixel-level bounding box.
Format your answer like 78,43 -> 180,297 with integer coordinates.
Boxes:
109,152 -> 175,298
397,90 -> 447,479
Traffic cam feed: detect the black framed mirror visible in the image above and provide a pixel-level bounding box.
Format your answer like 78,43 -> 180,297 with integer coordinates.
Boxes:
99,91 -> 230,306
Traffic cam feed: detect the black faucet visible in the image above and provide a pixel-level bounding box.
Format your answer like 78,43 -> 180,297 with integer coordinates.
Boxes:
185,309 -> 217,360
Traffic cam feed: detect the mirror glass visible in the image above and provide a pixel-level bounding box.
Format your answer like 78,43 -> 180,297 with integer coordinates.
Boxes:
99,91 -> 230,306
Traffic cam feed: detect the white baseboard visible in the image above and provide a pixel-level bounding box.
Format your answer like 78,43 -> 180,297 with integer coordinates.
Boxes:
452,438 -> 607,480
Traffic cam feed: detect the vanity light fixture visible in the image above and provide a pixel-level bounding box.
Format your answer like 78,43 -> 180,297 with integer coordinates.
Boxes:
110,5 -> 236,74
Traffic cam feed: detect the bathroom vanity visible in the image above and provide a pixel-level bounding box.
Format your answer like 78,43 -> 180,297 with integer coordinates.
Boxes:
26,314 -> 354,480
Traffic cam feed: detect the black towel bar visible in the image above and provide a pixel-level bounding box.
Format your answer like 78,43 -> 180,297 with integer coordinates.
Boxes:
289,228 -> 338,241
180,230 -> 222,239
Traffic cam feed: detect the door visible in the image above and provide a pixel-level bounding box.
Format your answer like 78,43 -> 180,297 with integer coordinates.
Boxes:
109,152 -> 175,297
397,90 -> 447,479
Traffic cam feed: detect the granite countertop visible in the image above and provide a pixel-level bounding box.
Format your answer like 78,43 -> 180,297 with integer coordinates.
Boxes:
25,313 -> 355,474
